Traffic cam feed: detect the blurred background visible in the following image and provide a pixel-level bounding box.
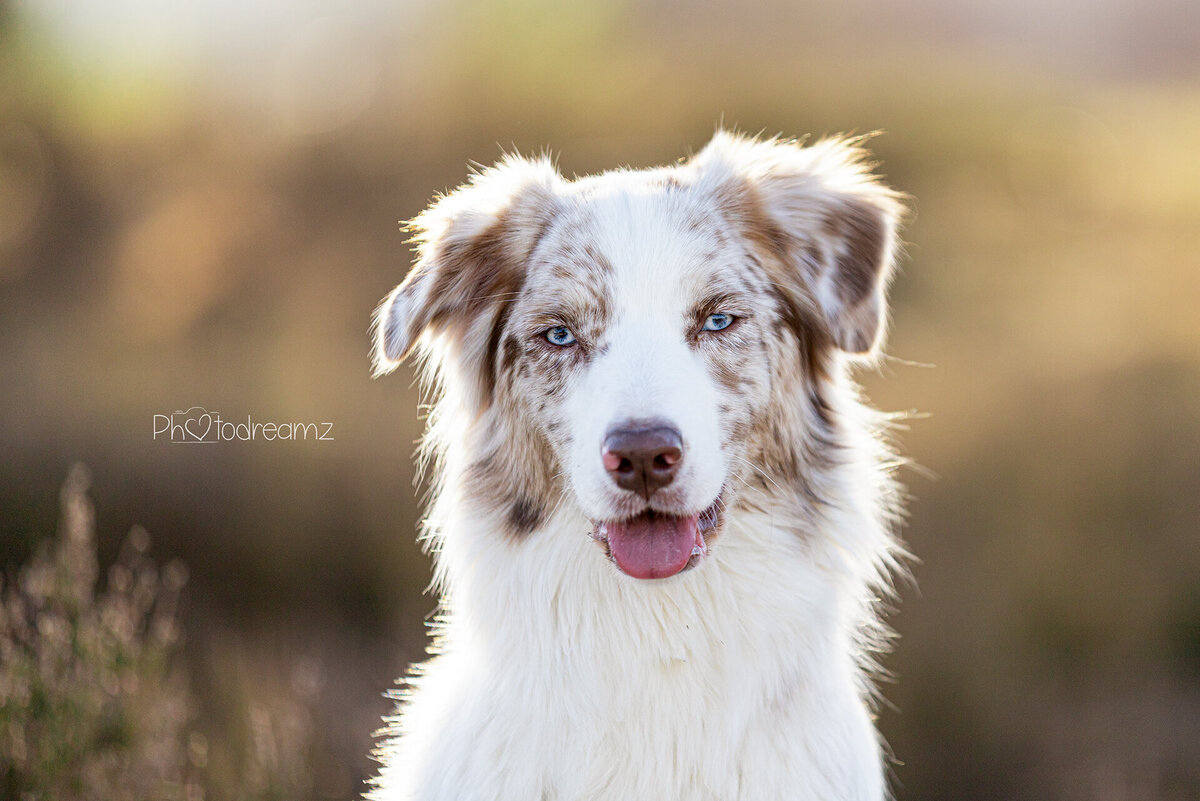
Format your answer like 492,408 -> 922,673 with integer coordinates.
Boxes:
1,0 -> 1198,798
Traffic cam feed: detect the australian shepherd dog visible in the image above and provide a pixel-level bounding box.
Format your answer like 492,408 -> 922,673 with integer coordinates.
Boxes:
370,130 -> 910,801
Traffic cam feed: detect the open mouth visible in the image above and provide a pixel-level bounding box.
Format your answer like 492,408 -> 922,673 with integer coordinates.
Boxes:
590,498 -> 723,580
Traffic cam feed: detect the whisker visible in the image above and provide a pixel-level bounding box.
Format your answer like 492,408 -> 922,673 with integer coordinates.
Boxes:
727,453 -> 787,496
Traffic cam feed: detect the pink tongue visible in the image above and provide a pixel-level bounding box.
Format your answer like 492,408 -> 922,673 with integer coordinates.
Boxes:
606,512 -> 702,580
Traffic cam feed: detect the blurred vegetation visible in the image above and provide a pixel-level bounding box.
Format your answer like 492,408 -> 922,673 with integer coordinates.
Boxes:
0,466 -> 321,801
1,0 -> 1199,799
0,465 -> 198,800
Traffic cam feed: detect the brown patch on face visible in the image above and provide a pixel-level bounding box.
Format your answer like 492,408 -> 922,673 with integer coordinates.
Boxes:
517,215 -> 617,359
752,301 -> 839,495
507,495 -> 543,534
480,303 -> 515,405
500,333 -> 523,376
771,288 -> 834,388
462,417 -> 559,541
708,352 -> 744,396
460,216 -> 620,542
684,280 -> 774,512
695,314 -> 763,417
582,243 -> 613,275
700,241 -> 840,508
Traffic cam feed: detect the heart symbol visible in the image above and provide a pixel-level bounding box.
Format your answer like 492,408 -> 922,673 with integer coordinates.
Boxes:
180,407 -> 213,442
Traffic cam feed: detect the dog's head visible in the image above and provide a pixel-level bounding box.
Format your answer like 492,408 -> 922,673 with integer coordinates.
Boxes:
374,132 -> 904,580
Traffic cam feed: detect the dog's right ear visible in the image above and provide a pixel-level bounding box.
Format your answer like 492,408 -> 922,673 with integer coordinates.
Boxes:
372,156 -> 562,378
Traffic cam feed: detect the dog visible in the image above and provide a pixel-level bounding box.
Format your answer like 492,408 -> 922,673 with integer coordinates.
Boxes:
370,130 -> 909,801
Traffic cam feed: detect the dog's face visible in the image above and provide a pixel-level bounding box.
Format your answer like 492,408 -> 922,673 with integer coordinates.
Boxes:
374,133 -> 903,580
505,187 -> 768,579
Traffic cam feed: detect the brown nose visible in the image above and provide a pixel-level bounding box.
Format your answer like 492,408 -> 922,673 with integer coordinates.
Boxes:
602,423 -> 683,500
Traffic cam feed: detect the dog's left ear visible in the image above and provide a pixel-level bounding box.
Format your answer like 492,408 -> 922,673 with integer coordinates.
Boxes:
695,132 -> 906,355
372,155 -> 562,383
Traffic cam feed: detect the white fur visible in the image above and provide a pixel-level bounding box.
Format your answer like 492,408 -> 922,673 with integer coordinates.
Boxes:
371,132 -> 907,801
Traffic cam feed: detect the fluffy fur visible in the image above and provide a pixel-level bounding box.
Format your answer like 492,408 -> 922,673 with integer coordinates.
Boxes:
370,130 -> 909,801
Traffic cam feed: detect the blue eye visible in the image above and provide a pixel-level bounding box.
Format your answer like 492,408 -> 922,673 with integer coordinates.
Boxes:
703,313 -> 735,332
545,326 -> 577,346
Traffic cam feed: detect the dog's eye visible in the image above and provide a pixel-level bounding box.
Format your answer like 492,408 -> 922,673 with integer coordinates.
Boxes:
544,326 -> 577,347
702,313 -> 736,332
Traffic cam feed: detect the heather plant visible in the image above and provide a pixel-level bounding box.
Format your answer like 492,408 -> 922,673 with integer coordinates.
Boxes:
0,464 -> 202,801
